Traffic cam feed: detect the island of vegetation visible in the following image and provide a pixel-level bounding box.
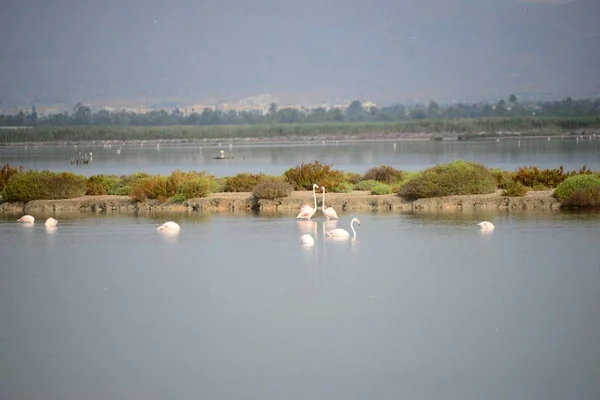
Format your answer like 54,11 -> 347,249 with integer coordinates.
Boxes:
1,96 -> 599,145
1,160 -> 599,215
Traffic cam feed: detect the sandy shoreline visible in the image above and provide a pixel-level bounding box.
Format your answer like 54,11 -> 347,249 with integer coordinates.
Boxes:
0,189 -> 561,215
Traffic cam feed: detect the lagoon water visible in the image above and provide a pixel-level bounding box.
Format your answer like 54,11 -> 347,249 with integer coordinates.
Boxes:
1,137 -> 600,177
1,210 -> 599,400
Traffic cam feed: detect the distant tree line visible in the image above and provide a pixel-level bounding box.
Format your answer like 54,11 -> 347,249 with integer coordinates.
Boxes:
1,95 -> 599,127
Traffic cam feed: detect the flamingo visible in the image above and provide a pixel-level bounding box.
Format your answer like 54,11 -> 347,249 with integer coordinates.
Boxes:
326,217 -> 360,238
17,215 -> 35,223
157,221 -> 180,232
321,186 -> 339,220
477,221 -> 495,231
300,234 -> 315,247
296,184 -> 319,220
44,218 -> 58,227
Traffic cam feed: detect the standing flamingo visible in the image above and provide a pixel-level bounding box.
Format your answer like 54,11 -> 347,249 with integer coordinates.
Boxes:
17,215 -> 35,223
477,221 -> 495,231
296,184 -> 319,220
321,186 -> 339,220
44,218 -> 58,227
326,218 -> 360,238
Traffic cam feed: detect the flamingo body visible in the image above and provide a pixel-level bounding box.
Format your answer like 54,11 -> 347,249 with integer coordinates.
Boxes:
321,186 -> 339,219
157,221 -> 181,232
44,218 -> 58,227
477,221 -> 495,231
17,215 -> 35,223
326,218 -> 360,238
297,184 -> 319,220
300,234 -> 315,246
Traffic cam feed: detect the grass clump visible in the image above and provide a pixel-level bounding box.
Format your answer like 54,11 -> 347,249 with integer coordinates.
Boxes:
363,164 -> 404,184
502,180 -> 531,196
554,174 -> 600,201
328,182 -> 354,193
370,182 -> 392,195
560,186 -> 600,209
283,160 -> 346,191
252,177 -> 294,199
397,160 -> 496,200
2,170 -> 87,202
223,173 -> 268,192
354,180 -> 381,191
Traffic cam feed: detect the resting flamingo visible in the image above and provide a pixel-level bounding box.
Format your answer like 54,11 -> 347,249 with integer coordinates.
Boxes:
326,217 -> 360,238
296,184 -> 319,220
157,221 -> 180,232
321,186 -> 339,220
17,215 -> 35,223
44,218 -> 58,227
477,221 -> 495,231
300,234 -> 315,247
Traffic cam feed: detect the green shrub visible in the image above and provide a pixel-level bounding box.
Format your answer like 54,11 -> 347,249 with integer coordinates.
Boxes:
363,164 -> 404,184
223,173 -> 268,192
560,186 -> 600,209
397,160 -> 496,200
554,174 -> 600,201
283,160 -> 346,190
371,182 -> 392,195
172,171 -> 212,199
2,170 -> 87,202
344,172 -> 363,185
329,182 -> 354,193
113,173 -> 152,195
513,165 -> 592,189
502,180 -> 531,196
489,168 -> 515,189
86,174 -> 121,195
127,170 -> 212,202
0,164 -> 23,192
252,177 -> 294,199
354,180 -> 380,191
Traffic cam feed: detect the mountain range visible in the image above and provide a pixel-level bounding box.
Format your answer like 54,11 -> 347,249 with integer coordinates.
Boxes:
0,0 -> 598,112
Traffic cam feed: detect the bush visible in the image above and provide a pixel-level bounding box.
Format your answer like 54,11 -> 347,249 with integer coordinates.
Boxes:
397,160 -> 496,200
223,173 -> 268,192
354,180 -> 381,191
344,172 -> 363,185
0,164 -> 23,192
86,174 -> 121,195
113,173 -> 152,195
328,182 -> 354,193
2,170 -> 87,202
371,182 -> 392,195
554,174 -> 600,201
513,165 -> 592,189
128,170 -> 212,202
252,177 -> 294,199
560,186 -> 600,209
502,180 -> 531,196
283,160 -> 346,190
363,164 -> 404,184
489,168 -> 515,189
172,171 -> 212,200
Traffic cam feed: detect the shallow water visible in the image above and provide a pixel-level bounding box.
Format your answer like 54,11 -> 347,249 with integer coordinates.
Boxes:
1,210 -> 599,400
2,137 -> 599,176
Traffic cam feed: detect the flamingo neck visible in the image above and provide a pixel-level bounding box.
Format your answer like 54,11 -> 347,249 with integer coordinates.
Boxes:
322,188 -> 326,208
351,220 -> 357,238
313,187 -> 317,209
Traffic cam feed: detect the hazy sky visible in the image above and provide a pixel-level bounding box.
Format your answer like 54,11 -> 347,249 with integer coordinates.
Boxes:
0,0 -> 597,109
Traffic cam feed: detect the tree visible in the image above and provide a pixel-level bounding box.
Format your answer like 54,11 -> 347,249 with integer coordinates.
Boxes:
509,94 -> 517,104
72,103 -> 91,125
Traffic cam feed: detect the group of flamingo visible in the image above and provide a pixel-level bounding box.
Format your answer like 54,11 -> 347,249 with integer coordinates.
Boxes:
16,215 -> 58,228
296,184 -> 361,247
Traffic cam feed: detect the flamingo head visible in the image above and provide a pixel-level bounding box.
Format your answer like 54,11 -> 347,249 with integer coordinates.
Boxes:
313,184 -> 319,190
353,218 -> 361,226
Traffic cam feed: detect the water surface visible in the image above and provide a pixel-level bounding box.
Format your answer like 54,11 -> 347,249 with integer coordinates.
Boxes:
1,210 -> 599,399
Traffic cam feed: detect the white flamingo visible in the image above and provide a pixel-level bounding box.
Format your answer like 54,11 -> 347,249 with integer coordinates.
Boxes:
17,215 -> 35,223
326,217 -> 360,238
296,184 -> 319,220
44,218 -> 58,227
300,234 -> 315,247
157,221 -> 180,232
321,186 -> 339,220
477,221 -> 495,231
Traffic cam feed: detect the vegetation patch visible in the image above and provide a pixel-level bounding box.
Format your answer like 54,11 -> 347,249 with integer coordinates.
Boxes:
502,180 -> 531,197
353,180 -> 381,191
397,160 -> 496,200
86,174 -> 122,195
370,182 -> 393,195
2,170 -> 87,202
554,174 -> 600,201
252,177 -> 294,199
223,173 -> 268,192
363,164 -> 404,184
0,164 -> 23,193
283,160 -> 346,190
560,186 -> 600,209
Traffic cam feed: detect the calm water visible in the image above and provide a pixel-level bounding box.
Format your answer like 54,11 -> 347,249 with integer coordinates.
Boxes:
1,137 -> 599,176
1,210 -> 599,400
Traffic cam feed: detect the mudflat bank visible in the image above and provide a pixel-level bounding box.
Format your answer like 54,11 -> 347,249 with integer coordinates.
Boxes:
0,189 -> 560,215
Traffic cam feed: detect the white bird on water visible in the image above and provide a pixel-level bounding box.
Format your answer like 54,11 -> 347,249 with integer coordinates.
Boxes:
300,234 -> 315,247
17,215 -> 35,223
45,218 -> 58,227
326,218 -> 360,239
477,221 -> 495,231
157,221 -> 180,232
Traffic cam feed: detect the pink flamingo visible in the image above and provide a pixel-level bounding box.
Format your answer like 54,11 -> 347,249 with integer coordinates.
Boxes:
326,217 -> 360,238
300,234 -> 315,247
157,221 -> 180,232
477,221 -> 495,231
17,215 -> 35,223
296,184 -> 319,220
44,218 -> 58,227
321,186 -> 339,220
